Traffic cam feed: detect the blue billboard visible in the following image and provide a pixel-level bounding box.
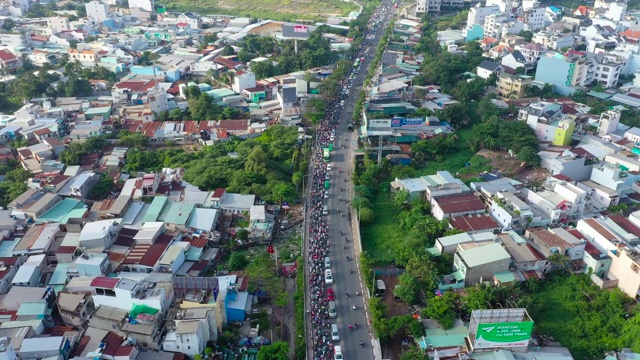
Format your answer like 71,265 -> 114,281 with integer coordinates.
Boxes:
390,117 -> 424,127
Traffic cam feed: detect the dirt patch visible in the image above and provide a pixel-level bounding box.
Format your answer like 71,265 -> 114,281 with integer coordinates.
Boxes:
476,149 -> 527,177
516,166 -> 550,185
378,276 -> 410,360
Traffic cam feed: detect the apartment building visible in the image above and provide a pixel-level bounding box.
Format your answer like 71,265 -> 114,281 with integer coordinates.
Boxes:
416,0 -> 463,14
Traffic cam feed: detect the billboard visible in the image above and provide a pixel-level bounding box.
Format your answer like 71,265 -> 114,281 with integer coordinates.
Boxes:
474,321 -> 534,349
282,24 -> 311,39
390,117 -> 424,127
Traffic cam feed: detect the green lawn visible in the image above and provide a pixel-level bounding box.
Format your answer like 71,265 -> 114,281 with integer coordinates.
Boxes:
158,0 -> 359,21
360,189 -> 399,264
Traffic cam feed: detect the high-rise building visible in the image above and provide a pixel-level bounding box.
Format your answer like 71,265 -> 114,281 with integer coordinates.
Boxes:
85,1 -> 109,24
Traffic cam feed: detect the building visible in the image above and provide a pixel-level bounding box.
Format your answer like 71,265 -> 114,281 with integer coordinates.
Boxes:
476,60 -> 502,79
435,232 -> 497,254
599,110 -> 621,137
232,72 -> 256,94
607,247 -> 640,299
431,193 -> 486,220
525,228 -> 586,261
490,191 -> 534,231
0,50 -> 22,73
78,219 -> 122,250
453,242 -> 511,285
498,231 -> 547,272
496,73 -> 533,98
129,0 -> 154,12
91,277 -> 173,315
416,0 -> 463,14
57,292 -> 95,327
535,51 -> 622,95
86,0 -> 109,23
163,308 -> 217,356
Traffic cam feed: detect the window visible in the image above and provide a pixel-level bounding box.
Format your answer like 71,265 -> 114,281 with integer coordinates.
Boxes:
188,346 -> 191,350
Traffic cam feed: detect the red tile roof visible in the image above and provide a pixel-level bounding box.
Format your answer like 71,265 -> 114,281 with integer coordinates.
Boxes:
530,229 -> 571,249
449,214 -> 499,232
0,50 -> 17,62
585,241 -> 605,258
90,277 -> 119,289
609,214 -> 640,238
583,218 -> 617,240
212,188 -> 226,199
57,246 -> 77,254
552,174 -> 573,182
115,79 -> 160,92
101,332 -> 124,356
114,346 -> 135,357
138,243 -> 170,267
433,193 -> 485,214
187,236 -> 208,248
218,119 -> 249,131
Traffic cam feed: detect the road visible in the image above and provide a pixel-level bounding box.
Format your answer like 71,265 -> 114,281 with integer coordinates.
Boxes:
315,2 -> 396,359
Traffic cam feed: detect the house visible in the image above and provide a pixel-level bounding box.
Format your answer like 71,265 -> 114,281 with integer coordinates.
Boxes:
431,193 -> 486,220
435,231 -> 497,255
525,227 -> 586,262
0,257 -> 27,295
0,50 -> 22,72
67,252 -> 112,278
211,189 -> 255,214
476,60 -> 502,79
162,308 -> 217,356
498,231 -> 547,272
606,247 -> 640,299
12,255 -> 46,287
582,241 -> 611,278
495,73 -> 533,98
448,214 -> 501,233
490,191 -> 534,231
120,305 -> 163,350
390,171 -> 470,200
78,219 -> 122,250
57,292 -> 95,327
501,51 -> 534,74
13,223 -> 59,256
18,337 -> 70,360
68,173 -> 99,199
453,242 -> 511,285
91,277 -> 173,315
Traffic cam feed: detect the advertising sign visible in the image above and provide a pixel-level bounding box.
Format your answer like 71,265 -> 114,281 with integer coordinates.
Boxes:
390,117 -> 424,127
474,321 -> 534,349
282,24 -> 311,39
294,25 -> 308,33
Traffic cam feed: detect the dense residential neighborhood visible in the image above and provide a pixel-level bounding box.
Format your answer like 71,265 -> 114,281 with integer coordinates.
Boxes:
2,0 -> 640,357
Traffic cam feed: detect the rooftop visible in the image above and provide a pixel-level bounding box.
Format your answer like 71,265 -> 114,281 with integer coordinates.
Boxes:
458,242 -> 511,268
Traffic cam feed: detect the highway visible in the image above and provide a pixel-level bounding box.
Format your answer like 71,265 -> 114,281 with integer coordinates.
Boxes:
304,1 -> 396,359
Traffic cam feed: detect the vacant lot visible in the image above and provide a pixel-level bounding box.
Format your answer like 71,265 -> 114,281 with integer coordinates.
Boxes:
159,0 -> 359,21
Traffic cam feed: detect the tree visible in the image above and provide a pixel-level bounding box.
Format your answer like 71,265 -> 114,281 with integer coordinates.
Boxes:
236,229 -> 249,241
424,292 -> 458,329
91,175 -> 114,199
65,75 -> 93,97
1,18 -> 15,31
292,171 -> 303,189
257,341 -> 288,360
395,273 -> 422,305
358,207 -> 374,223
221,45 -> 236,56
400,347 -> 428,360
228,251 -> 249,270
251,60 -> 277,80
548,253 -> 570,273
168,108 -> 183,121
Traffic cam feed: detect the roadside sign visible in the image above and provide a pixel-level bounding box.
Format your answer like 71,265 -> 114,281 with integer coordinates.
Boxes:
474,321 -> 534,349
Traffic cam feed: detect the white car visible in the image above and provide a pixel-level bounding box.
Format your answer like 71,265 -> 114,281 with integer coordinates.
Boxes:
334,345 -> 343,360
330,135 -> 335,142
327,163 -> 332,171
324,191 -> 329,199
324,269 -> 334,284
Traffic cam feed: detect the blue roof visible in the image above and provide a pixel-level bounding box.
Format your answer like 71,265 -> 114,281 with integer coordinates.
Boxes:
49,263 -> 71,286
37,199 -> 87,224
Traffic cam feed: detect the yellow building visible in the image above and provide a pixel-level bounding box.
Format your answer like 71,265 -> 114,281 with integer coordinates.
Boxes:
552,118 -> 575,146
496,73 -> 533,99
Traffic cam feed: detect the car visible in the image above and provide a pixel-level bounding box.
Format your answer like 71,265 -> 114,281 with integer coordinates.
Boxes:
324,191 -> 329,199
324,269 -> 333,284
334,346 -> 343,360
330,135 -> 335,142
327,163 -> 332,171
327,288 -> 335,301
340,100 -> 345,106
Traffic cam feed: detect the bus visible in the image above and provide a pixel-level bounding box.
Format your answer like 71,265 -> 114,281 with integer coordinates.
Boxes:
323,148 -> 330,162
354,58 -> 360,68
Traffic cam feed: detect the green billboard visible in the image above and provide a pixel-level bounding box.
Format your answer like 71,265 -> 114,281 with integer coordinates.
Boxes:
474,321 -> 534,349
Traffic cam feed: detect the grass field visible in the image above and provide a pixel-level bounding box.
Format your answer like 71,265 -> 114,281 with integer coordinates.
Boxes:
158,0 -> 359,21
360,128 -> 482,265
